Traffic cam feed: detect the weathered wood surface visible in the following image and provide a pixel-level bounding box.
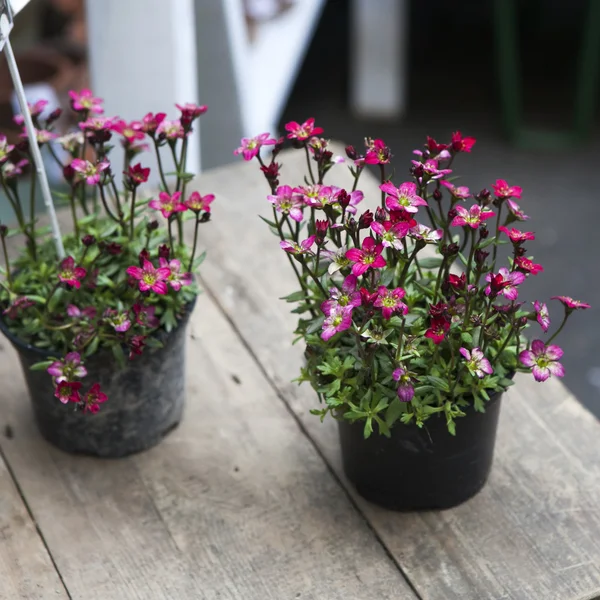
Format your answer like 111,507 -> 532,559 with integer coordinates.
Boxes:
0,290 -> 416,597
0,448 -> 67,599
193,146 -> 600,600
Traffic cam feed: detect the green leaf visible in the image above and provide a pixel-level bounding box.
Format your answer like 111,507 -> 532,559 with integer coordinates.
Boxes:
385,398 -> 404,427
29,360 -> 54,371
417,256 -> 443,269
258,215 -> 279,229
280,290 -> 306,303
112,344 -> 126,369
85,336 -> 100,357
424,375 -> 450,393
461,331 -> 473,345
363,418 -> 373,439
379,266 -> 395,287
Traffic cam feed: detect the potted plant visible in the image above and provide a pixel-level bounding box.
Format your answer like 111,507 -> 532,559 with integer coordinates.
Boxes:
0,90 -> 214,457
235,121 -> 589,510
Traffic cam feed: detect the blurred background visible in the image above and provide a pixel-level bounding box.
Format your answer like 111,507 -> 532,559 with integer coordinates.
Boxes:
2,0 -> 599,416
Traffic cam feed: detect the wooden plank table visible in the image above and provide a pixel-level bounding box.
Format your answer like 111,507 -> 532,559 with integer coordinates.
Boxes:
0,146 -> 599,599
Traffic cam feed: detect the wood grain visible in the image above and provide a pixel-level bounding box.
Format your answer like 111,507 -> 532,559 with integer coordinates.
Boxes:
0,290 -> 416,597
0,450 -> 67,599
193,146 -> 600,600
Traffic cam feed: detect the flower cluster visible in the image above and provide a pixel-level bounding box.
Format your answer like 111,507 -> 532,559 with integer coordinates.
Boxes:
237,121 -> 589,436
0,91 -> 215,413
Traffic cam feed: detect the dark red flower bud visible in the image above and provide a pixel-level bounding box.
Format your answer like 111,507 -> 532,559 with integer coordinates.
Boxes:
315,220 -> 329,236
47,108 -> 63,124
447,208 -> 458,221
358,210 -> 374,229
479,226 -> 489,239
360,287 -> 377,306
519,316 -> 529,327
81,234 -> 96,247
441,243 -> 459,257
375,207 -> 387,223
88,130 -> 112,145
337,189 -> 350,209
412,164 -> 424,178
429,302 -> 449,317
345,145 -> 357,160
158,244 -> 170,260
271,137 -> 285,158
476,188 -> 491,205
432,189 -> 442,202
470,314 -> 482,327
515,246 -> 526,256
475,249 -> 489,266
200,212 -> 211,223
260,162 -> 280,180
138,248 -> 150,266
105,242 -> 122,255
17,139 -> 29,152
63,163 -> 75,182
147,220 -> 159,232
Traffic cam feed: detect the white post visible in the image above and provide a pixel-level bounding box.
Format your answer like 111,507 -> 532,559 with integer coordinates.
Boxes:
85,0 -> 201,179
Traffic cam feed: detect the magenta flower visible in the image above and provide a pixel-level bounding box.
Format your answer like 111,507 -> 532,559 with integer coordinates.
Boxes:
159,258 -> 192,291
364,139 -> 392,165
551,296 -> 591,311
321,305 -> 353,341
519,340 -> 565,382
234,133 -> 277,160
506,199 -> 530,221
84,383 -> 108,414
148,191 -> 187,219
176,102 -> 207,121
498,226 -> 535,244
2,159 -> 28,178
321,275 -> 361,316
133,303 -> 160,328
126,260 -> 170,294
129,335 -> 147,360
533,301 -> 550,332
186,191 -> 214,213
58,256 -> 87,289
485,267 -> 525,300
109,312 -> 132,333
268,185 -> 304,222
425,316 -> 450,345
328,188 -> 364,214
141,112 -> 166,134
459,347 -> 493,379
492,179 -> 522,199
409,223 -> 443,243
156,119 -> 185,140
280,235 -> 316,255
67,304 -> 97,319
411,159 -> 452,180
374,286 -> 408,320
345,237 -> 387,276
111,119 -> 145,143
13,99 -> 48,125
2,296 -> 34,319
514,256 -> 543,275
451,204 -> 495,228
370,220 -> 410,250
19,127 -> 56,145
125,163 -> 150,187
47,352 -> 87,383
392,368 -> 415,402
55,381 -> 83,404
70,158 -> 110,185
79,116 -> 114,133
68,88 -> 103,114
0,134 -> 15,163
451,131 -> 476,153
285,118 -> 324,140
440,180 -> 470,200
294,184 -> 327,206
381,181 -> 427,213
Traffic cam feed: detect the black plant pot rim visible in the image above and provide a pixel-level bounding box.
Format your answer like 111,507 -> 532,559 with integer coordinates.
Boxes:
0,296 -> 198,359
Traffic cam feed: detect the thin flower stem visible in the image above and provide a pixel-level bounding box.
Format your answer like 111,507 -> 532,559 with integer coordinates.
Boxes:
129,187 -> 137,239
177,137 -> 188,193
1,234 -> 11,285
433,256 -> 448,302
153,140 -> 170,192
188,214 -> 200,272
479,296 -> 495,349
299,257 -> 327,297
394,317 -> 406,361
304,145 -> 315,184
2,180 -> 35,258
28,169 -> 37,260
176,215 -> 184,247
546,313 -> 569,345
379,164 -> 386,209
168,216 -> 175,251
491,202 -> 503,270
44,281 -> 61,313
399,246 -> 420,287
352,166 -> 364,192
493,325 -> 516,366
465,229 -> 477,284
97,182 -> 119,222
69,186 -> 80,241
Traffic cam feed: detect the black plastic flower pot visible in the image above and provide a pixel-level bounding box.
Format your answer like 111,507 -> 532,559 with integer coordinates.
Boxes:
337,389 -> 504,511
0,299 -> 196,458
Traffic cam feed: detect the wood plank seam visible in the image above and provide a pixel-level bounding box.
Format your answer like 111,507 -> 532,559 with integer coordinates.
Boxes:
199,277 -> 425,600
0,442 -> 72,599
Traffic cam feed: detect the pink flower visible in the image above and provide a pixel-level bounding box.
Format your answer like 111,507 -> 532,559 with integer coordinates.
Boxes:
109,312 -> 132,333
459,347 -> 493,378
79,116 -> 114,133
440,180 -> 470,200
126,260 -> 171,294
124,163 -> 150,187
67,305 -> 96,319
425,316 -> 450,345
186,191 -> 214,213
370,220 -> 410,250
234,133 -> 277,160
141,112 -> 166,135
84,383 -> 107,414
451,131 -> 476,153
364,139 -> 392,165
411,159 -> 452,180
409,223 -> 443,243
381,181 -> 427,213
345,237 -> 387,276
68,88 -> 103,114
321,275 -> 361,316
280,236 -> 316,255
111,119 -> 145,142
485,267 -> 525,300
13,99 -> 48,125
55,381 -> 83,404
129,335 -> 146,360
2,296 -> 34,319
533,301 -> 550,332
70,158 -> 110,185
57,131 -> 84,153
176,102 -> 207,125
374,286 -> 408,320
451,204 -> 495,228
47,352 -> 87,383
492,179 -> 522,199
392,367 -> 415,402
329,188 -> 364,214
132,303 -> 160,328
551,296 -> 591,311
514,256 -> 543,275
20,128 -> 56,145
157,119 -> 185,140
268,185 -> 304,222
294,184 -> 327,206
499,226 -> 535,244
519,340 -> 564,382
0,134 -> 15,164
58,256 -> 87,289
321,305 -> 353,341
148,191 -> 187,219
284,118 -> 323,141
159,258 -> 192,291
506,199 -> 529,221
2,159 -> 28,178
